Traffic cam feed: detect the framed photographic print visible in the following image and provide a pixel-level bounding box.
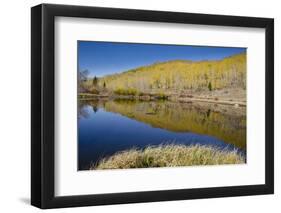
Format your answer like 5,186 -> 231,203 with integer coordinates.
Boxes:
31,3 -> 274,209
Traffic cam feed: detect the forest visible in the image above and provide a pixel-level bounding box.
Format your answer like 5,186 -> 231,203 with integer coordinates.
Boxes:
79,52 -> 246,96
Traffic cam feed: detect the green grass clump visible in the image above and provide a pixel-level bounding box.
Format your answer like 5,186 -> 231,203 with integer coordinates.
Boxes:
114,88 -> 138,96
78,93 -> 97,98
90,144 -> 245,170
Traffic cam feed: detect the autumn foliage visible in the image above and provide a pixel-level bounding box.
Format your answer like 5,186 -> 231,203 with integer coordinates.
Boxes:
82,52 -> 246,94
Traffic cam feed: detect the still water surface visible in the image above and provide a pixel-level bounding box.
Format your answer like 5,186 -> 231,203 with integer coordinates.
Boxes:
78,99 -> 246,170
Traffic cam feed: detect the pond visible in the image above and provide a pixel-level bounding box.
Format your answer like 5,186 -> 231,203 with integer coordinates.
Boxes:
78,99 -> 246,170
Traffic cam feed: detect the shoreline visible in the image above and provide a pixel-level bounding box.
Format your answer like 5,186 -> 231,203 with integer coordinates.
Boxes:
78,93 -> 246,107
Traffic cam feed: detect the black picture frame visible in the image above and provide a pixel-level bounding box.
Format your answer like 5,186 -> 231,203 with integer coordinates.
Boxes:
31,3 -> 274,209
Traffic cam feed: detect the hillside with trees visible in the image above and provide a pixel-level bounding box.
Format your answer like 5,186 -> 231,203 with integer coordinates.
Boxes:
79,52 -> 246,97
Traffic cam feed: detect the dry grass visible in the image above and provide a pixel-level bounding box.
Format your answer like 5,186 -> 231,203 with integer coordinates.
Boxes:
90,144 -> 245,170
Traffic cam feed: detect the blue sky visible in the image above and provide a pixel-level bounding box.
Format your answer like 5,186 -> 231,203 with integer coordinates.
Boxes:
78,41 -> 246,77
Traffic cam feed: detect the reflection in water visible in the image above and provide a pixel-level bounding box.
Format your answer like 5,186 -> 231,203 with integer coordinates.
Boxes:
78,99 -> 246,170
81,99 -> 246,148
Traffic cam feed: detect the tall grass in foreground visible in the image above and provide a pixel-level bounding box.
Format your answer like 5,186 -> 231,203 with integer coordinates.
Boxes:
90,144 -> 245,170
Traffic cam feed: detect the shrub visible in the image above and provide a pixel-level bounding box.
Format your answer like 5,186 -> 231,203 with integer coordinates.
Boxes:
208,82 -> 212,91
88,88 -> 100,94
114,88 -> 138,96
138,91 -> 145,96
